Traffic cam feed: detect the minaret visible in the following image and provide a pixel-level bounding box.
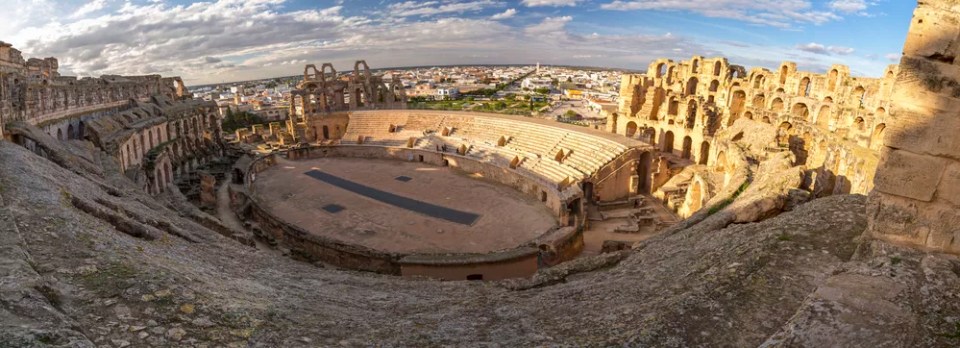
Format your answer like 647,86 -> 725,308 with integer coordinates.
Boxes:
536,62 -> 540,75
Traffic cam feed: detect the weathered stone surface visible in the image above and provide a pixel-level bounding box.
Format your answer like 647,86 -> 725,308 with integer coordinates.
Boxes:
873,149 -> 945,201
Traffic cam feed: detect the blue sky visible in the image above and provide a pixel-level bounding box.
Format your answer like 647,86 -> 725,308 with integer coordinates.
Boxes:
0,0 -> 914,85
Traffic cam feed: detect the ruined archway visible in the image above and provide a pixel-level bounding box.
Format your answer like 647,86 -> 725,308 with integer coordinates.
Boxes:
699,141 -> 710,165
681,136 -> 693,159
625,121 -> 638,138
791,103 -> 810,122
870,123 -> 886,150
663,131 -> 675,154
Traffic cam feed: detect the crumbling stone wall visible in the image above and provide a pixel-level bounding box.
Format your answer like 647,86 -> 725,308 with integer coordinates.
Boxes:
868,0 -> 960,254
0,42 -> 189,137
615,54 -> 897,196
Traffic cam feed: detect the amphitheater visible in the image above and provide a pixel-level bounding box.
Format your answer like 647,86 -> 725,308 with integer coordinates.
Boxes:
2,1 -> 960,346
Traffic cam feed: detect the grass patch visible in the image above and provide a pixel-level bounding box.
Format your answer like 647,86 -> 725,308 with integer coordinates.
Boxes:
707,181 -> 750,216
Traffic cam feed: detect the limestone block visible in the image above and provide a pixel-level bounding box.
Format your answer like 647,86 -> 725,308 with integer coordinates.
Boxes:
936,160 -> 960,206
872,149 -> 945,201
901,8 -> 960,60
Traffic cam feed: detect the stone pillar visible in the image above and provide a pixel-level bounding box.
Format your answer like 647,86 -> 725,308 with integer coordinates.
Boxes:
867,0 -> 960,254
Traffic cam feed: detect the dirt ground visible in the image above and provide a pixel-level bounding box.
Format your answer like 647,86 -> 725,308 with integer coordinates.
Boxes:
252,157 -> 557,253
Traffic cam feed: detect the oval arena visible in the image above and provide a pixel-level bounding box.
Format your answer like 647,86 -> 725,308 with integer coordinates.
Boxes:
234,110 -> 654,280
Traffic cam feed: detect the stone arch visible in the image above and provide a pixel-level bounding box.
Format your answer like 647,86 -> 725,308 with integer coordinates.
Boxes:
709,80 -> 719,92
875,107 -> 886,120
799,77 -> 811,96
854,117 -> 866,131
762,116 -> 770,123
681,136 -> 693,159
656,63 -> 667,78
816,105 -> 831,127
752,94 -> 766,108
827,69 -> 839,92
870,123 -> 886,150
625,121 -> 638,138
744,111 -> 753,120
685,101 -> 697,129
779,65 -> 789,85
714,61 -> 722,76
771,98 -> 784,112
729,90 -> 747,125
791,103 -> 810,122
322,125 -> 330,139
56,128 -> 63,140
686,77 -> 699,95
662,131 -> 675,154
67,124 -> 75,140
753,74 -> 765,89
692,59 -> 700,74
699,141 -> 710,165
853,85 -> 866,106
668,97 -> 680,116
643,128 -> 656,145
716,151 -> 727,172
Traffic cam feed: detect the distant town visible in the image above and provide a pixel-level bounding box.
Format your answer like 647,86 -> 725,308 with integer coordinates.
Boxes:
187,64 -> 628,130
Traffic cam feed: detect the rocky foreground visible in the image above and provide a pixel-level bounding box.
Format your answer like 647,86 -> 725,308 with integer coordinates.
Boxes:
1,141 -> 959,347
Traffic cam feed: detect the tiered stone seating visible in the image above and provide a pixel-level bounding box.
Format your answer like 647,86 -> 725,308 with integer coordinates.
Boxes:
342,112 -> 636,187
342,113 -> 410,143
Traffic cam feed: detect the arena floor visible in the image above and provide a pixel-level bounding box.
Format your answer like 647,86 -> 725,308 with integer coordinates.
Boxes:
252,157 -> 557,254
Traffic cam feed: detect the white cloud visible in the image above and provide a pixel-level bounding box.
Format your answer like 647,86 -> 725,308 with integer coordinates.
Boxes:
522,0 -> 581,7
795,42 -> 855,55
600,0 -> 870,28
829,0 -> 868,13
387,0 -> 502,17
885,53 -> 901,62
72,0 -> 108,19
491,8 -> 516,20
525,16 -> 573,36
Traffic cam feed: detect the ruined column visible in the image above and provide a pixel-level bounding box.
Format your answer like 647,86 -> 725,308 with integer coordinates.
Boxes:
868,0 -> 960,253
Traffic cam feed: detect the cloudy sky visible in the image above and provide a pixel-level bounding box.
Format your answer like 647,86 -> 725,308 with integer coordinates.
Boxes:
0,0 -> 914,85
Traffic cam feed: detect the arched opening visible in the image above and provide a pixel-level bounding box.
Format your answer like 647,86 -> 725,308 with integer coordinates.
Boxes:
322,125 -> 330,139
713,61 -> 722,76
709,80 -> 719,92
625,121 -> 638,137
752,94 -> 765,108
692,59 -> 700,74
643,128 -> 656,145
67,124 -> 75,140
681,136 -> 693,159
686,77 -> 699,95
799,77 -> 811,96
685,102 -> 697,129
779,65 -> 789,85
668,97 -> 680,116
56,129 -> 63,140
827,69 -> 839,92
762,116 -> 771,124
637,151 -> 652,193
753,75 -> 764,89
354,88 -> 365,107
791,103 -> 810,122
662,131 -> 675,154
853,86 -> 866,107
656,63 -> 667,78
778,122 -> 793,146
716,151 -> 727,172
854,117 -> 866,132
699,141 -> 710,165
870,123 -> 886,150
744,111 -> 753,120
771,98 -> 784,112
729,90 -> 746,125
875,107 -> 886,120
816,105 -> 831,127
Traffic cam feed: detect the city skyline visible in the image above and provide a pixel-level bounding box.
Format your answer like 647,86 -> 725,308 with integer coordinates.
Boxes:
2,0 -> 914,85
